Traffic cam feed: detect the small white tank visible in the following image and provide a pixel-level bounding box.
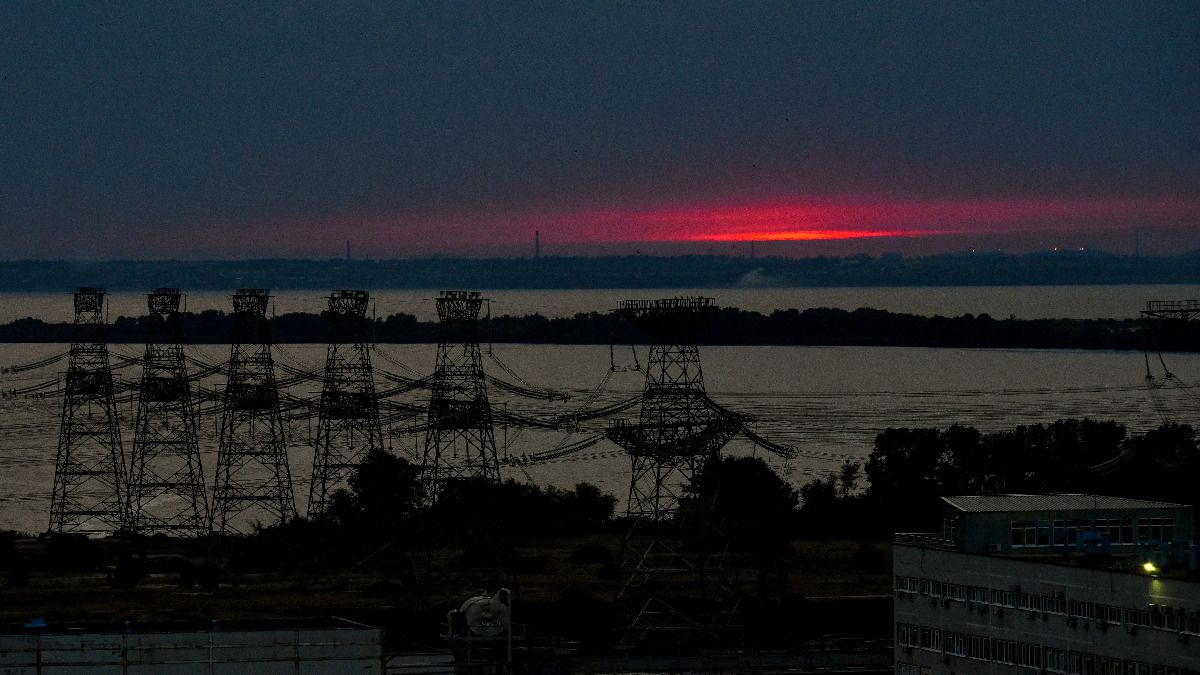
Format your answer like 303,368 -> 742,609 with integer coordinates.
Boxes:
453,588 -> 511,637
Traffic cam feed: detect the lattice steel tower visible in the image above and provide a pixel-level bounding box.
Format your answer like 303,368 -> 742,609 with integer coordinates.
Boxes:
307,289 -> 383,517
126,288 -> 208,536
210,289 -> 295,535
608,297 -> 742,520
420,291 -> 498,502
49,287 -> 128,533
606,297 -> 744,646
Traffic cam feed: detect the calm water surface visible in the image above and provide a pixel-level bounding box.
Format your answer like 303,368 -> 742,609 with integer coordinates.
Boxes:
0,342 -> 1194,534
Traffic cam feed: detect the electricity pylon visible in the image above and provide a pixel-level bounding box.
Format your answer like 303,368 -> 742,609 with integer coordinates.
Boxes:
420,291 -> 498,502
126,288 -> 208,537
606,297 -> 744,647
49,287 -> 128,534
210,289 -> 295,535
307,290 -> 383,517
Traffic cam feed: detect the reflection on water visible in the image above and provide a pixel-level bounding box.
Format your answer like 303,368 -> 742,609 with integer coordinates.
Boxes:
0,342 -> 1195,534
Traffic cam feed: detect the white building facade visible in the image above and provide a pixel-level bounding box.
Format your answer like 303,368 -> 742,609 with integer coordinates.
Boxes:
894,495 -> 1200,674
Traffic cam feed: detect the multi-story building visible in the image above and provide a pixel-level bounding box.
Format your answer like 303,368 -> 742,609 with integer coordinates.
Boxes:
895,494 -> 1200,674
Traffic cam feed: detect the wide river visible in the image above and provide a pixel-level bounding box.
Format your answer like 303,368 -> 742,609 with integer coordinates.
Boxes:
1,340 -> 1196,534
2,284 -> 1199,323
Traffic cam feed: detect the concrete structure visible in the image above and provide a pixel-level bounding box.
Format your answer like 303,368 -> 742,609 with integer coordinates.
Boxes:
0,622 -> 383,674
895,494 -> 1200,674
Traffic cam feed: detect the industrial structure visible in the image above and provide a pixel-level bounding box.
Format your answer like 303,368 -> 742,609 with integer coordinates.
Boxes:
126,288 -> 208,537
895,494 -> 1200,673
420,291 -> 499,502
308,289 -> 384,517
1143,299 -> 1200,323
48,287 -> 127,534
210,289 -> 295,535
606,297 -> 771,646
443,588 -> 522,673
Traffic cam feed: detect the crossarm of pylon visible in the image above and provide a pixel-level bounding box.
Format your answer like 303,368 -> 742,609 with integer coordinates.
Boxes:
502,433 -> 606,465
741,427 -> 798,460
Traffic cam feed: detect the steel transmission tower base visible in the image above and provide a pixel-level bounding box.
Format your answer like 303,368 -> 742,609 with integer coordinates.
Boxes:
307,290 -> 383,517
606,297 -> 744,647
420,291 -> 499,503
210,289 -> 296,536
49,288 -> 128,534
126,288 -> 208,537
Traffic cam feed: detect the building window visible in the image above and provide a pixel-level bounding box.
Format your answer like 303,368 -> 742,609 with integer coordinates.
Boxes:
943,517 -> 958,543
1019,642 -> 1042,668
1020,592 -> 1043,612
1099,605 -> 1123,624
992,638 -> 1017,664
1054,520 -> 1067,545
1137,517 -> 1175,542
945,631 -> 966,656
991,589 -> 1016,607
896,623 -> 916,647
1068,600 -> 1095,620
1044,593 -> 1067,615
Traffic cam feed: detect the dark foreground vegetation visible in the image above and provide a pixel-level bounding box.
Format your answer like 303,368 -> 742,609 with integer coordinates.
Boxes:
2,305 -> 1197,351
803,418 -> 1200,537
0,417 -> 1194,651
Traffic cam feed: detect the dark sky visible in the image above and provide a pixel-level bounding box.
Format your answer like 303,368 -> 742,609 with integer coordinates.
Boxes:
2,2 -> 1197,258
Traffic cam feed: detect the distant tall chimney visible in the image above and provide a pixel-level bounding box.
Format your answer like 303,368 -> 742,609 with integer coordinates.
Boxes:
535,231 -> 541,259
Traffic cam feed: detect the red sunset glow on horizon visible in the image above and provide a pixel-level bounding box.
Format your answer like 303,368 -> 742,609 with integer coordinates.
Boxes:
440,196 -> 1199,246
251,194 -> 1200,258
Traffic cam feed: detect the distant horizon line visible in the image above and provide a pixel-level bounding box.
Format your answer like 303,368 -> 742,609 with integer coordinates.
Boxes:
2,247 -> 1198,264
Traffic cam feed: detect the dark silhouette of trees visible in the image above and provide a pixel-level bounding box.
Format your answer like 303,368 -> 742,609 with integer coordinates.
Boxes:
831,419 -> 1200,535
4,306 -> 1195,351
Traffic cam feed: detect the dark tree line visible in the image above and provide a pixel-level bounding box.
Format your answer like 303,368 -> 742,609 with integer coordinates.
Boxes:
1,306 -> 1196,351
801,419 -> 1200,536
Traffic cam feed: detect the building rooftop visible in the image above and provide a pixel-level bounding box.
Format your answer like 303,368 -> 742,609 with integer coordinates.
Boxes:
942,494 -> 1187,514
